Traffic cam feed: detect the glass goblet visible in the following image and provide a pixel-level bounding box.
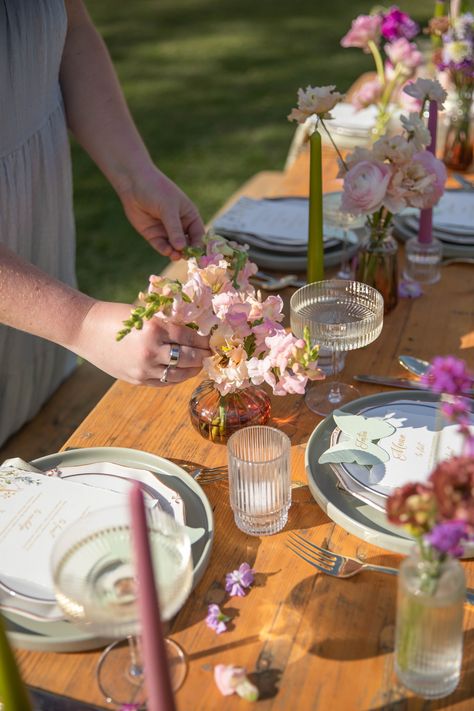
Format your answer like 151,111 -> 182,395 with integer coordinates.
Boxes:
323,192 -> 366,279
290,279 -> 384,416
51,505 -> 193,708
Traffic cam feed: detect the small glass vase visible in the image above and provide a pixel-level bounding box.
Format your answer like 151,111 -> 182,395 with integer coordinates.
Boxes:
188,380 -> 271,444
356,225 -> 398,313
443,85 -> 474,172
395,549 -> 465,699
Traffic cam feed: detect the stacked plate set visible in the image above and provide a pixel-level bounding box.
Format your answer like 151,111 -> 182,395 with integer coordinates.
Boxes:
0,449 -> 213,652
394,190 -> 474,258
212,196 -> 360,271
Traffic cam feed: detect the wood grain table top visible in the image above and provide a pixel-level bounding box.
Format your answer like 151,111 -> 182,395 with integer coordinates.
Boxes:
14,148 -> 474,710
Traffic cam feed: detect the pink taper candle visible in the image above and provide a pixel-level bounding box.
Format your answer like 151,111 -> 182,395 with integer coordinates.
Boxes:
418,100 -> 438,245
129,482 -> 176,711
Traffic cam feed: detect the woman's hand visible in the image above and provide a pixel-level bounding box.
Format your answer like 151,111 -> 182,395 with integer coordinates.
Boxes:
74,301 -> 211,386
119,166 -> 205,261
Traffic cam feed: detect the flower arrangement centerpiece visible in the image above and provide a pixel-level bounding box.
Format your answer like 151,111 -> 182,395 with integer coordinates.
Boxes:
340,78 -> 447,310
428,6 -> 474,170
341,5 -> 423,141
117,234 -> 322,443
386,355 -> 474,698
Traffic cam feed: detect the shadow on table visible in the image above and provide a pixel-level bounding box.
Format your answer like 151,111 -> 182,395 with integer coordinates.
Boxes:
270,394 -> 318,446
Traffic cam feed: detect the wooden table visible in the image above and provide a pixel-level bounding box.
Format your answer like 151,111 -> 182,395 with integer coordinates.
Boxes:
15,148 -> 474,710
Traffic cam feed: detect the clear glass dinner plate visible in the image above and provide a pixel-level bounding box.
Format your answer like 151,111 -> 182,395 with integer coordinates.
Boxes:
5,447 -> 214,651
305,391 -> 474,557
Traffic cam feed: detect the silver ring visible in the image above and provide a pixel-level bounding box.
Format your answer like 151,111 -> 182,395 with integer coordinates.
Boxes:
160,343 -> 181,383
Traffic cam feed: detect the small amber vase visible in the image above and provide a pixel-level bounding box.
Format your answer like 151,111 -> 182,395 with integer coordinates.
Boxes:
443,85 -> 474,172
356,224 -> 398,313
188,381 -> 271,444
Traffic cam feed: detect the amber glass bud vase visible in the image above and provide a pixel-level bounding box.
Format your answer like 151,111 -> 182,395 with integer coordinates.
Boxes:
356,224 -> 398,313
189,381 -> 271,444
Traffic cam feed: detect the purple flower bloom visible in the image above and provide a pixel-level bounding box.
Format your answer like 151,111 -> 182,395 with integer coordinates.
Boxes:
421,355 -> 473,395
381,6 -> 419,41
425,520 -> 469,557
440,396 -> 472,425
206,604 -> 231,634
225,562 -> 255,597
398,279 -> 423,299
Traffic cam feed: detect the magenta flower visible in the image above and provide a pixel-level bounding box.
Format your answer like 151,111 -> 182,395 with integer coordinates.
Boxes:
440,396 -> 472,425
381,7 -> 419,42
421,356 -> 473,395
206,604 -> 231,634
425,520 -> 469,557
225,562 -> 255,597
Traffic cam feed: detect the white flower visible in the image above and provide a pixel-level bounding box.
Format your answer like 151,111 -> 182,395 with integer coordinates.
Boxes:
373,134 -> 416,164
287,85 -> 344,123
442,40 -> 472,65
403,79 -> 447,109
400,112 -> 432,149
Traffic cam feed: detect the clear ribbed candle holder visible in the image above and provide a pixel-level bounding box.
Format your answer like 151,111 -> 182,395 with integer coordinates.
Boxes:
227,426 -> 291,536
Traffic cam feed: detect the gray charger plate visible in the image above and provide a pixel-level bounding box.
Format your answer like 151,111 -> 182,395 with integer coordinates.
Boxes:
5,447 -> 214,652
305,391 -> 474,557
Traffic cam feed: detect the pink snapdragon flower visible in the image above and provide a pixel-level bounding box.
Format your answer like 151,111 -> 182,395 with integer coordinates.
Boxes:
341,14 -> 382,52
352,77 -> 383,110
341,160 -> 392,215
384,38 -> 423,74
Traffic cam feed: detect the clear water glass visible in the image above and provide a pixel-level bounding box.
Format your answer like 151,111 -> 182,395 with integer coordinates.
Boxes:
227,426 -> 291,536
323,192 -> 365,279
51,505 -> 193,705
290,280 -> 384,416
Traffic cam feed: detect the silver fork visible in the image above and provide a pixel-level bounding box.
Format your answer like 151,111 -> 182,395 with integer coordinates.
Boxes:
168,457 -> 228,483
287,532 -> 398,578
287,532 -> 474,605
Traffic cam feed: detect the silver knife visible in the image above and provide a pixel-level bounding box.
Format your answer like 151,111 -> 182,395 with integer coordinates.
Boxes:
353,374 -> 474,396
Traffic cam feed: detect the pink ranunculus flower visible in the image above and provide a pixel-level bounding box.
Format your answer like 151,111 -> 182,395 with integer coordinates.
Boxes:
412,151 -> 446,205
341,14 -> 382,52
352,77 -> 383,110
341,160 -> 392,215
384,38 -> 422,73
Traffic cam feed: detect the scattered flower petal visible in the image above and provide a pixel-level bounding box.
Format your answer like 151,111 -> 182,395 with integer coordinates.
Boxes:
398,279 -> 423,298
225,562 -> 255,597
214,665 -> 259,701
206,604 -> 231,634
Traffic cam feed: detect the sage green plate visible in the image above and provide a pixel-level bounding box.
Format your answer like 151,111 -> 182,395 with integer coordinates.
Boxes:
5,447 -> 214,651
305,391 -> 474,557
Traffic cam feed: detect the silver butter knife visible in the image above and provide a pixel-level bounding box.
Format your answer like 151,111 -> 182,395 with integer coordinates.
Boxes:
353,374 -> 474,396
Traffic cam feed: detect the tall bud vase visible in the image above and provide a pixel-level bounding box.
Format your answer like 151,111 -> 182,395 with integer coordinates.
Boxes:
356,224 -> 398,313
443,85 -> 474,172
395,549 -> 465,699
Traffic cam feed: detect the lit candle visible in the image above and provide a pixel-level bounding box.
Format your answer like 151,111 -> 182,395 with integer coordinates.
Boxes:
0,614 -> 32,710
307,124 -> 324,283
418,101 -> 438,245
129,483 -> 176,711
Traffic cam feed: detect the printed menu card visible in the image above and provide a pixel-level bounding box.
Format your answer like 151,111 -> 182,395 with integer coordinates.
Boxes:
0,469 -> 124,598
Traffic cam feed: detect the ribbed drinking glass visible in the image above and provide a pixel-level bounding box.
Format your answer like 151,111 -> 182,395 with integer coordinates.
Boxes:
290,279 -> 384,416
227,426 -> 291,536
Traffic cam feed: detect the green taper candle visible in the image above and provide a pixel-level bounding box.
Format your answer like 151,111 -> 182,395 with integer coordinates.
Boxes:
0,613 -> 32,711
308,126 -> 324,283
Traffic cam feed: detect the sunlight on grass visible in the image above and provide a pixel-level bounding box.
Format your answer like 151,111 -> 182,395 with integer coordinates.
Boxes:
74,0 -> 434,302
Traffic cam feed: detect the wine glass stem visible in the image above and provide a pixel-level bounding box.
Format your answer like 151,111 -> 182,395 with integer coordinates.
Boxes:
328,347 -> 343,404
127,635 -> 143,678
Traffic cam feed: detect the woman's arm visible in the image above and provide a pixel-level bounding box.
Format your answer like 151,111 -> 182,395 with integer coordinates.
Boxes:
60,0 -> 204,259
0,245 -> 209,385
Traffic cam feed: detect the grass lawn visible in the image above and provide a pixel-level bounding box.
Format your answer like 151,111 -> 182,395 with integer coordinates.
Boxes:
74,0 -> 435,302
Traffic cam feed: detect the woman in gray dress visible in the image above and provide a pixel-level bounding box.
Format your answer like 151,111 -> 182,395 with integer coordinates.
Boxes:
0,0 -> 210,445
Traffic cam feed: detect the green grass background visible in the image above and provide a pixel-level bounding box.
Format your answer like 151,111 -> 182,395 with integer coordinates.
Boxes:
74,0 -> 434,302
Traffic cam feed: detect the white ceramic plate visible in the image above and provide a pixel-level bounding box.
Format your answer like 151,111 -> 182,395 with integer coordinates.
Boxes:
6,447 -> 214,652
305,391 -> 474,557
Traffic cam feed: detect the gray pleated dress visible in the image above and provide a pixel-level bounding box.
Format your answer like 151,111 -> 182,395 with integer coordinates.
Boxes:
0,0 -> 78,446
